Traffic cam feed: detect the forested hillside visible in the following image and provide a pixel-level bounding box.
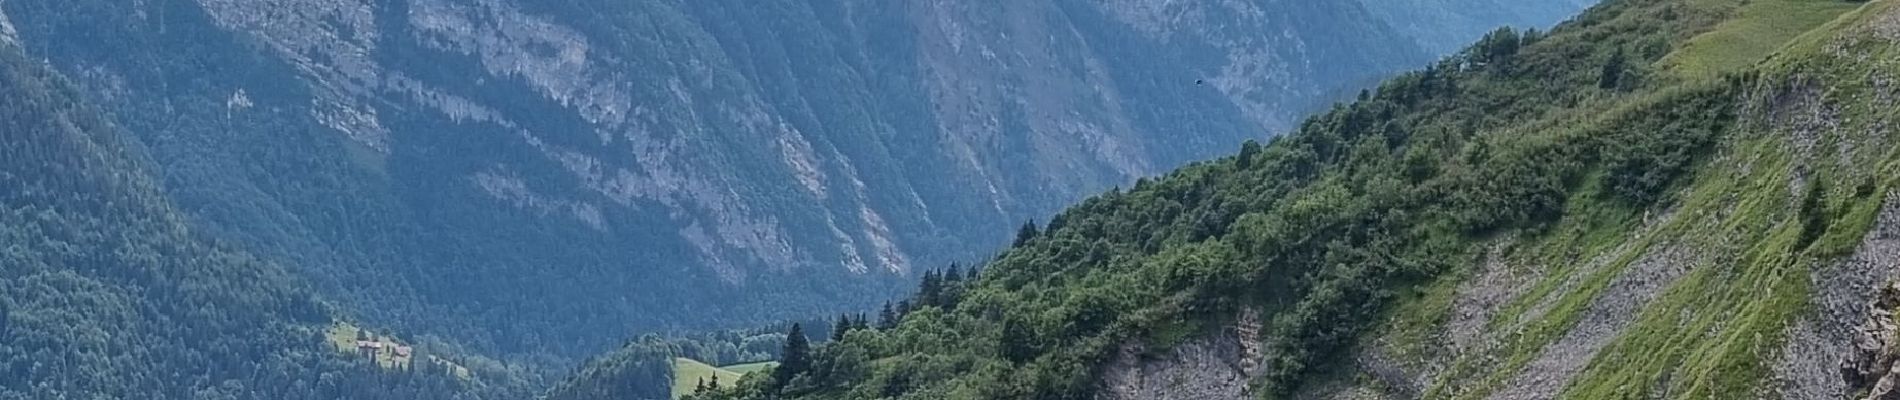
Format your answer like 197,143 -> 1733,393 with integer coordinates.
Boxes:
0,42 -> 531,399
553,0 -> 1900,399
0,0 -> 1587,368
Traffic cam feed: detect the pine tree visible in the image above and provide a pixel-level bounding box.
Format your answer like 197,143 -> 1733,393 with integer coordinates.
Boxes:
709,375 -> 720,390
853,313 -> 870,331
1237,140 -> 1262,169
831,314 -> 852,342
1011,220 -> 1041,247
965,265 -> 981,281
774,323 -> 812,391
944,263 -> 963,284
1799,178 -> 1830,248
695,377 -> 707,394
1475,27 -> 1522,65
917,269 -> 942,307
1599,48 -> 1628,90
878,301 -> 897,329
1521,28 -> 1544,45
999,317 -> 1036,363
1052,212 -> 1075,235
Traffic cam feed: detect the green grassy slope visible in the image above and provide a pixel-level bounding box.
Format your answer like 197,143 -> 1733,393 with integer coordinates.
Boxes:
571,0 -> 1900,399
1661,0 -> 1864,77
673,359 -> 778,399
1565,1 -> 1900,397
546,330 -> 785,400
662,0 -> 1790,398
1384,1 -> 1900,399
720,361 -> 782,375
673,358 -> 745,399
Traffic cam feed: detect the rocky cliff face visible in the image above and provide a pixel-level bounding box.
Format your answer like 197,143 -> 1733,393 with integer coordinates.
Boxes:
1843,282 -> 1900,400
0,0 -> 1585,360
1099,309 -> 1265,400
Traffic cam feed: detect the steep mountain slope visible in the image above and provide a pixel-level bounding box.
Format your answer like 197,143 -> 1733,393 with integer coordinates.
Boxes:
0,41 -> 525,400
550,0 -> 1900,399
0,0 -> 1587,362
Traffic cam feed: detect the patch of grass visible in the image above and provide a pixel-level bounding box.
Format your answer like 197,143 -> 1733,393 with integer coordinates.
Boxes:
1555,132 -> 1804,398
1527,51 -> 1897,396
721,361 -> 780,375
1417,156 -> 1661,399
1379,272 -> 1459,360
322,321 -> 470,379
672,358 -> 772,399
1661,0 -> 1863,78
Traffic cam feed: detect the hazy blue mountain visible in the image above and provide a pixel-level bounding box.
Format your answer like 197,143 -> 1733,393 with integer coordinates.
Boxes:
0,39 -> 534,399
1363,0 -> 1600,53
0,0 -> 1588,364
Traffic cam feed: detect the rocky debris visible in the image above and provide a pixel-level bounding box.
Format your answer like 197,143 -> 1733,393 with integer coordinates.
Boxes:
1308,239 -> 1532,400
1490,241 -> 1698,400
0,7 -> 19,46
1492,208 -> 1676,346
1762,75 -> 1838,197
470,168 -> 606,231
408,0 -> 631,128
1874,3 -> 1900,43
1300,209 -> 1690,400
1449,238 -> 1530,355
1099,309 -> 1263,400
1779,192 -> 1900,399
1235,310 -> 1263,375
193,0 -> 393,150
1845,283 -> 1900,400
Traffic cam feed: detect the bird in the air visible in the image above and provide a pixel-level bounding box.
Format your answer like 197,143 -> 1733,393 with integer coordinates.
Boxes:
1195,79 -> 1205,85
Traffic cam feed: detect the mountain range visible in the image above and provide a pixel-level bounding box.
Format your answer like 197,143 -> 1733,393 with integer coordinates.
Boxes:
554,0 -> 1900,399
0,0 -> 1586,369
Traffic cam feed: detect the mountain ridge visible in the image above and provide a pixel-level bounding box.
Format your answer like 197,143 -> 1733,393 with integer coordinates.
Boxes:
0,0 -> 1585,365
0,38 -> 534,399
554,0 -> 1900,399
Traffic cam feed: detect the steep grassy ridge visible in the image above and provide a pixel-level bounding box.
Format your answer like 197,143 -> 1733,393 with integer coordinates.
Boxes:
605,0 -> 1900,399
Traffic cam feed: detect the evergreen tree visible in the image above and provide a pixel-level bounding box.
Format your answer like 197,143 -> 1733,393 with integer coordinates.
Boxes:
877,301 -> 897,329
1521,27 -> 1544,45
999,317 -> 1036,363
831,314 -> 852,342
695,378 -> 706,394
1600,48 -> 1629,90
1011,220 -> 1041,247
944,263 -> 963,284
1799,179 -> 1830,249
709,375 -> 720,390
1474,27 -> 1522,65
1238,140 -> 1263,169
965,265 -> 981,281
853,313 -> 870,331
774,323 -> 812,391
917,269 -> 942,307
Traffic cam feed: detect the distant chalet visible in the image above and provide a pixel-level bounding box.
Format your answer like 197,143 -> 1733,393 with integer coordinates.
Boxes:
354,339 -> 413,362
